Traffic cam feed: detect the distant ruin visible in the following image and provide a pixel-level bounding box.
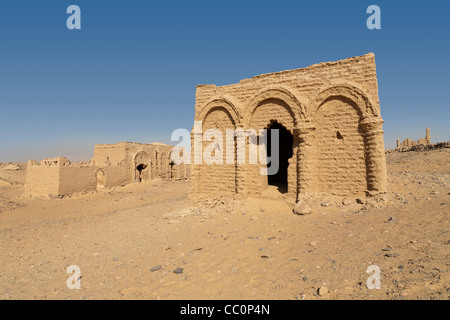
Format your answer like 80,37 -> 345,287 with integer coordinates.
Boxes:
389,128 -> 450,153
26,142 -> 189,197
396,128 -> 431,150
189,53 -> 388,203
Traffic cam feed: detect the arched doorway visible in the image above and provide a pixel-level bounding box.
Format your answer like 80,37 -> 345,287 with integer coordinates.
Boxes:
245,95 -> 299,199
134,151 -> 150,183
96,170 -> 106,191
136,164 -> 147,182
265,121 -> 293,193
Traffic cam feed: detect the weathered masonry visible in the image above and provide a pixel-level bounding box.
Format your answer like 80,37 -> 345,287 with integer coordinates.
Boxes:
189,53 -> 388,202
26,142 -> 189,197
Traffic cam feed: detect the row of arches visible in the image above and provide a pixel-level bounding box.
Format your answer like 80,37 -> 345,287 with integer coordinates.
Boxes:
192,83 -> 387,200
132,150 -> 189,184
196,83 -> 379,128
95,149 -> 189,191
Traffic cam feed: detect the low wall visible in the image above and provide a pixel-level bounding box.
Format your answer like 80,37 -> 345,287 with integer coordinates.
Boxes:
25,165 -> 60,196
58,166 -> 98,195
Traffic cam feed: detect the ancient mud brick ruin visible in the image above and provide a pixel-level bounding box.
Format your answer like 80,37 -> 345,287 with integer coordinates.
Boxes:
26,142 -> 189,197
189,53 -> 388,202
397,128 -> 431,149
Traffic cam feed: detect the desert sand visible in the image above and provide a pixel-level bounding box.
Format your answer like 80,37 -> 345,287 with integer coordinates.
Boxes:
0,148 -> 448,300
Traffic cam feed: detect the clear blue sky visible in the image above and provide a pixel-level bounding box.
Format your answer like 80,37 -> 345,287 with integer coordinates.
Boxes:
0,0 -> 449,161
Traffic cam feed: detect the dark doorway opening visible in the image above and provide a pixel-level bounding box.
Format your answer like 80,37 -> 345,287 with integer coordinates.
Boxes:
266,121 -> 293,193
136,164 -> 147,182
169,160 -> 174,180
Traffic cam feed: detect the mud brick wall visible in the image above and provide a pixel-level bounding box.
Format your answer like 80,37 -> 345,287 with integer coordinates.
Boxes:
190,53 -> 387,202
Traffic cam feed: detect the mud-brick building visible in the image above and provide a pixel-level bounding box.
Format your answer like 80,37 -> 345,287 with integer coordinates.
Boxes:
189,53 -> 388,202
26,142 -> 189,197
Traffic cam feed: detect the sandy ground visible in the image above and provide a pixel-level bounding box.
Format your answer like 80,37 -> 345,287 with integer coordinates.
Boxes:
0,149 -> 448,300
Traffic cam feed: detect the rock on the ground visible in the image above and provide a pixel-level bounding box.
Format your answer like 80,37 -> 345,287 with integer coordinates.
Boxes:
150,265 -> 161,272
173,267 -> 184,274
293,200 -> 312,215
342,198 -> 354,206
318,286 -> 329,296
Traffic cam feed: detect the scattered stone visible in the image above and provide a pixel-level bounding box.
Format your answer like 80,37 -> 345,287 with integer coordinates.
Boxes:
261,255 -> 271,259
150,265 -> 161,272
112,257 -> 118,261
356,198 -> 365,204
293,200 -> 312,215
321,202 -> 332,207
173,268 -> 184,274
342,198 -> 353,206
303,277 -> 308,281
318,286 -> 329,297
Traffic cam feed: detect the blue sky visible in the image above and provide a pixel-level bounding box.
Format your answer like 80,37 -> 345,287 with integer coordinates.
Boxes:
0,0 -> 449,161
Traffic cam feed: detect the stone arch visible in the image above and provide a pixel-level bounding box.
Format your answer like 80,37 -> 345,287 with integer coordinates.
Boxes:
95,169 -> 106,191
309,82 -> 379,120
244,86 -> 306,129
307,83 -> 386,195
195,100 -> 238,198
312,95 -> 367,194
134,151 -> 150,182
241,87 -> 305,198
196,95 -> 242,126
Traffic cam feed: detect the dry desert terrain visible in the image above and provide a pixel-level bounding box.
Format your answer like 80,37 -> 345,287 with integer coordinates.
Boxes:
0,148 -> 449,300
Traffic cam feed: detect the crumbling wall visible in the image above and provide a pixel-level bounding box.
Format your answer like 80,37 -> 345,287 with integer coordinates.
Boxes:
59,164 -> 97,195
190,53 -> 387,203
26,142 -> 190,198
398,128 -> 432,150
94,144 -> 127,167
100,166 -> 129,189
26,157 -> 97,196
25,159 -> 60,196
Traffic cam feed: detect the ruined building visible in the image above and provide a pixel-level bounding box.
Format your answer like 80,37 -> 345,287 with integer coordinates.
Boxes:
397,128 -> 431,149
26,142 -> 189,197
189,53 -> 388,202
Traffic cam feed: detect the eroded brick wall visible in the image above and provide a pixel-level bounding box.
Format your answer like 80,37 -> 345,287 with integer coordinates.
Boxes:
191,53 -> 387,202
